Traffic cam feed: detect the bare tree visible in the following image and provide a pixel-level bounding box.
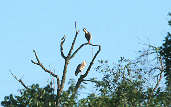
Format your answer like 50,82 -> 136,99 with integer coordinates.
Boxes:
31,22 -> 101,106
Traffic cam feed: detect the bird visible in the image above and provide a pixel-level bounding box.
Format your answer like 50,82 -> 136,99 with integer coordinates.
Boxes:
83,28 -> 92,44
75,60 -> 86,76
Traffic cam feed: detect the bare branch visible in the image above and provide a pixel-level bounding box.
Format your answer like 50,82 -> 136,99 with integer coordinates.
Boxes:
10,72 -> 28,89
71,44 -> 101,98
70,43 -> 88,59
147,50 -> 164,105
152,56 -> 164,92
33,49 -> 40,64
82,44 -> 101,78
57,23 -> 79,106
75,21 -> 77,31
149,67 -> 161,73
67,31 -> 79,58
70,43 -> 99,59
31,50 -> 60,89
60,35 -> 66,59
82,78 -> 99,84
58,59 -> 69,98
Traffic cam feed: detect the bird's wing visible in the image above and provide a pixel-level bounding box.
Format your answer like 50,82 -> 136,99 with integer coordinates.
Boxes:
85,32 -> 91,41
88,32 -> 92,40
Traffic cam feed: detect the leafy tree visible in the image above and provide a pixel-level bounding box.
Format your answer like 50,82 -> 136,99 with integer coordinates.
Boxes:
1,79 -> 79,107
160,13 -> 171,96
78,45 -> 169,106
161,33 -> 171,91
1,84 -> 56,106
2,45 -> 170,107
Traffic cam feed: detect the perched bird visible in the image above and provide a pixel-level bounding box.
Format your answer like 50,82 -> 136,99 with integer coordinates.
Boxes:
83,28 -> 92,44
75,60 -> 86,76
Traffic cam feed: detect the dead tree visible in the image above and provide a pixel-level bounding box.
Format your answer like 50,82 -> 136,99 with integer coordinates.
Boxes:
31,22 -> 101,106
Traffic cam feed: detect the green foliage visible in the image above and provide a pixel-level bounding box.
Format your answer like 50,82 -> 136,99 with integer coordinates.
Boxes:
2,55 -> 170,106
1,84 -> 57,106
161,33 -> 171,91
78,56 -> 170,107
160,14 -> 171,95
60,79 -> 77,106
78,58 -> 145,106
1,80 -> 78,107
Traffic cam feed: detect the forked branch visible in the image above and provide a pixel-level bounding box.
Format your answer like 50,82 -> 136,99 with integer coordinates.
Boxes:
70,43 -> 88,59
57,24 -> 80,105
31,50 -> 60,89
71,44 -> 101,98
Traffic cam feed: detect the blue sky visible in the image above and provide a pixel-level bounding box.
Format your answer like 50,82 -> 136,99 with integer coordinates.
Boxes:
0,0 -> 171,102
